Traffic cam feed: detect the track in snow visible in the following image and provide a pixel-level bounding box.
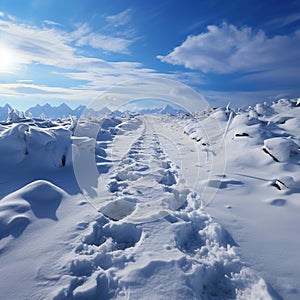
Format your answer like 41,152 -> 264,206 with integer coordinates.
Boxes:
102,123 -> 185,222
48,115 -> 277,300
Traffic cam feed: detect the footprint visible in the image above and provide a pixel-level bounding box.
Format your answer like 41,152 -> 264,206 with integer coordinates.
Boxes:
107,180 -> 128,193
82,215 -> 141,250
82,216 -> 109,247
102,222 -> 142,250
100,197 -> 137,221
174,221 -> 205,255
69,258 -> 93,277
158,170 -> 177,186
269,199 -> 287,206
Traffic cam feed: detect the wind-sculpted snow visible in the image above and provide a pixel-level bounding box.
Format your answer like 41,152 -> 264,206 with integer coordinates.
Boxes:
0,98 -> 299,299
0,121 -> 72,167
0,180 -> 68,240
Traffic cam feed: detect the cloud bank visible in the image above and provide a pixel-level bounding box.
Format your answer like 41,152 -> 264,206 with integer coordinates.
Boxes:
158,23 -> 300,74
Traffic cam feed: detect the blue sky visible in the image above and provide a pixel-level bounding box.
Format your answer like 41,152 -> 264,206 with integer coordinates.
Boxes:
0,0 -> 300,109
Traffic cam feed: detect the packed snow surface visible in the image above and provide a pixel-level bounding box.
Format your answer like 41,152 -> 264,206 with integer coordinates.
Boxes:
0,99 -> 299,299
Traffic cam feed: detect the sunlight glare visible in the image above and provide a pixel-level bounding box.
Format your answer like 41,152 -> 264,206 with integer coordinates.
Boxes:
0,44 -> 17,73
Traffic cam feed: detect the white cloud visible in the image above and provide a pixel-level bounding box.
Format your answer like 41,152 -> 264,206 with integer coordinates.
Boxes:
103,9 -> 137,40
0,82 -> 100,102
158,23 -> 300,74
266,13 -> 300,29
16,79 -> 34,83
44,20 -> 62,26
0,16 -> 190,107
0,18 -> 79,68
0,17 -> 151,81
106,9 -> 132,28
0,16 -> 173,105
0,18 -> 133,75
74,24 -> 132,53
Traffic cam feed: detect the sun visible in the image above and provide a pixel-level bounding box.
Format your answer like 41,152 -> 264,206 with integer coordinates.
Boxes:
0,45 -> 16,73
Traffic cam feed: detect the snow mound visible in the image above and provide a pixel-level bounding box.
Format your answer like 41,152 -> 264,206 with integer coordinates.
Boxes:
263,137 -> 299,162
272,175 -> 300,192
0,123 -> 72,167
182,118 -> 209,144
21,180 -> 69,219
0,180 -> 68,240
255,102 -> 275,117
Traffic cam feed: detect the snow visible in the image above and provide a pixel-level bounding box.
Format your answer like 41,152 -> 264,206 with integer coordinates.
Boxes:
0,122 -> 72,167
0,104 -> 12,121
0,99 -> 299,299
0,180 -> 68,240
263,137 -> 299,162
203,99 -> 300,299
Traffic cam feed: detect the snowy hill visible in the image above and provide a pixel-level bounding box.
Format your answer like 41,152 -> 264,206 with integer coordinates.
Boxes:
0,98 -> 299,299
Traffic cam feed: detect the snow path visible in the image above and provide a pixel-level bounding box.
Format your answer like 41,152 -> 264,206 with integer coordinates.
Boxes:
101,116 -> 187,222
50,115 -> 276,299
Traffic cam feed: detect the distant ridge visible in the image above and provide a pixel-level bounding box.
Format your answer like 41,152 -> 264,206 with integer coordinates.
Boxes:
0,102 -> 187,121
125,104 -> 186,115
25,103 -> 86,119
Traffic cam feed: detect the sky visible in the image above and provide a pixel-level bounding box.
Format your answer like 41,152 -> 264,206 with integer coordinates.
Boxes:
0,0 -> 300,110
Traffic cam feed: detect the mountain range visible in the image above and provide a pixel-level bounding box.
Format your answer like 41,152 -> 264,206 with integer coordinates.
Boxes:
134,104 -> 186,115
0,103 -> 186,121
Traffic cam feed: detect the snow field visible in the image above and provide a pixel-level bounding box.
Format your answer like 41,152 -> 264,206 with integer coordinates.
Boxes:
1,99 -> 299,299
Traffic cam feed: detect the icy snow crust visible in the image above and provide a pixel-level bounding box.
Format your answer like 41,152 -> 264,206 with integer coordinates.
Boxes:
0,99 -> 299,299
